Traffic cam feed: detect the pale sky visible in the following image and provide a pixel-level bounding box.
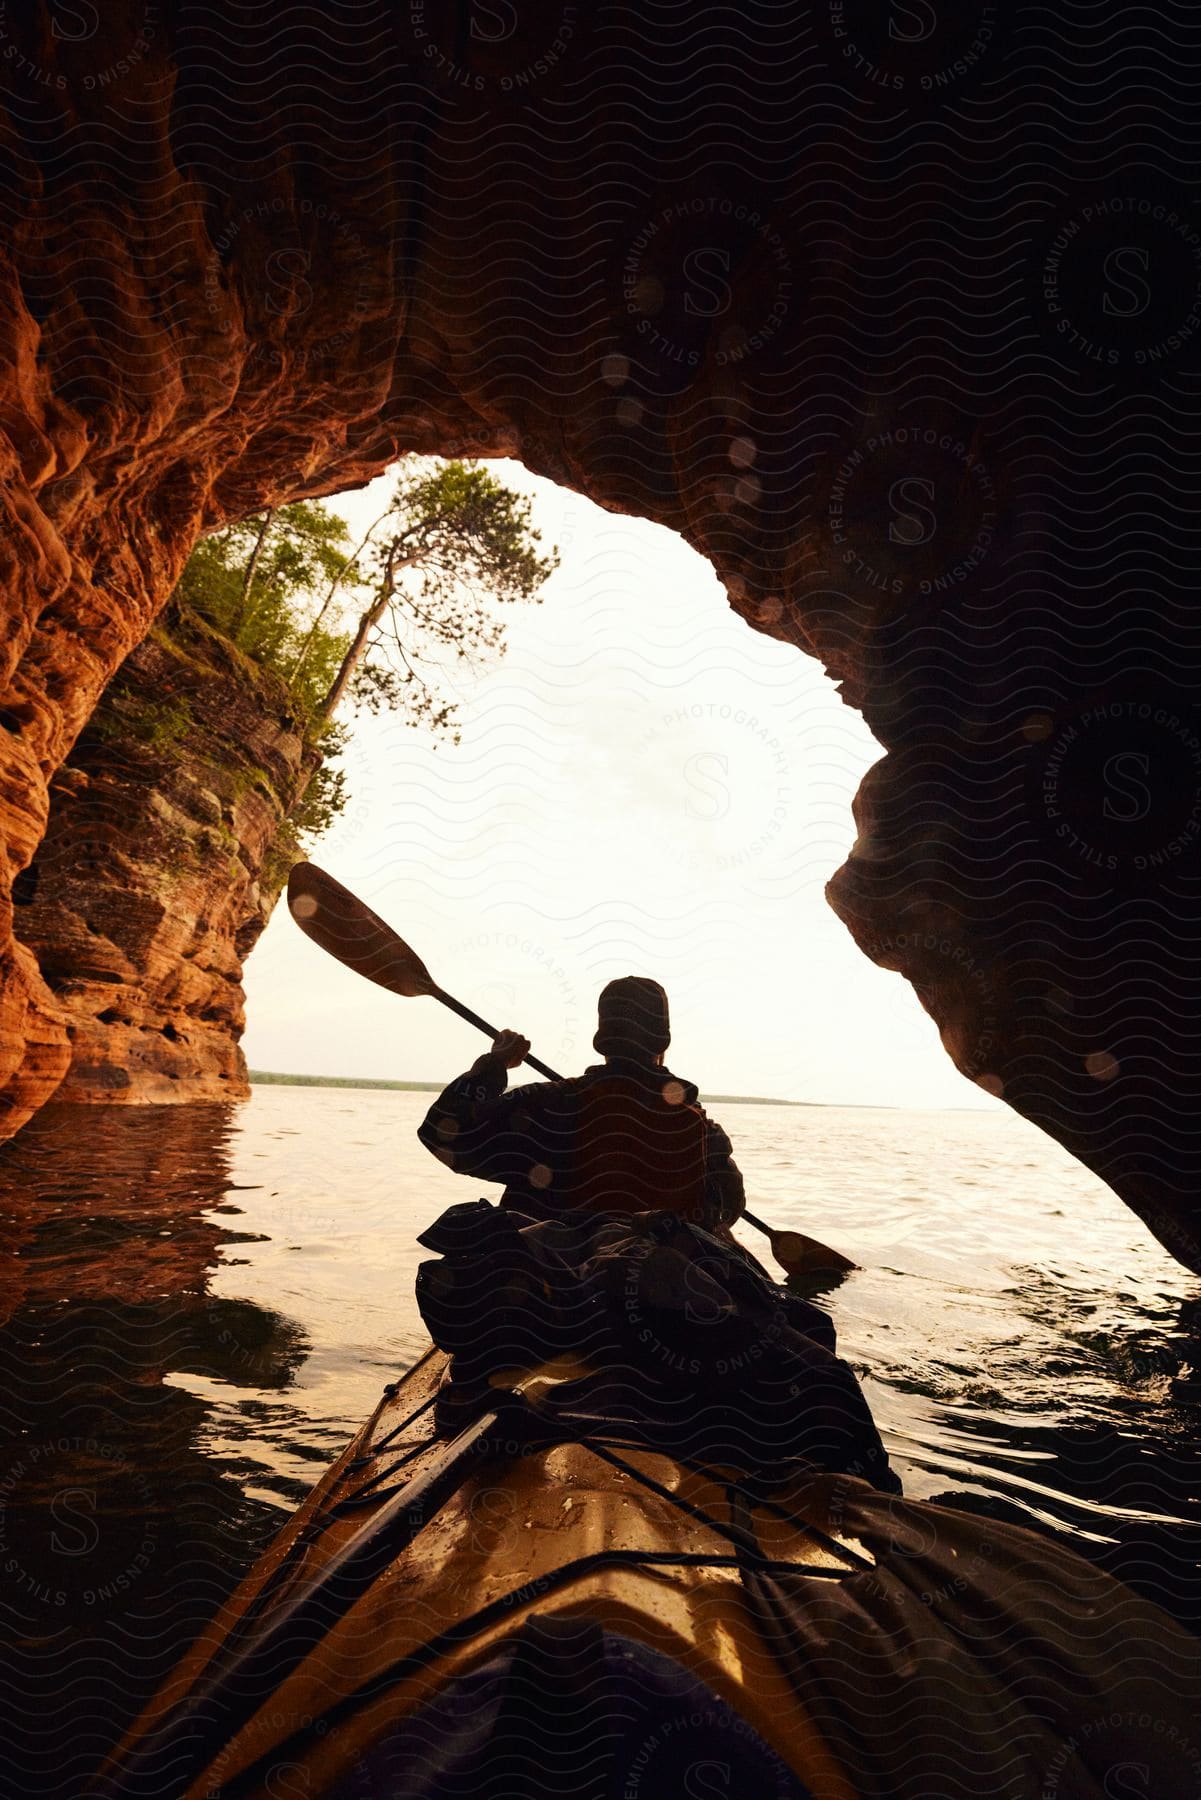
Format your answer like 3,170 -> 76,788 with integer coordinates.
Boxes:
242,461 -> 996,1110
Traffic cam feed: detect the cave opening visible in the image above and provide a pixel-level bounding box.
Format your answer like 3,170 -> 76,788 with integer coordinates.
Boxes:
239,457 -> 977,1116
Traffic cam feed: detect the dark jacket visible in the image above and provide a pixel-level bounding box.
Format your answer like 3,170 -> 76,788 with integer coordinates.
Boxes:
418,1053 -> 746,1228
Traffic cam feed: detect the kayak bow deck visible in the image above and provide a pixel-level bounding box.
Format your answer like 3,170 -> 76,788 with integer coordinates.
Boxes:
100,1341 -> 1201,1800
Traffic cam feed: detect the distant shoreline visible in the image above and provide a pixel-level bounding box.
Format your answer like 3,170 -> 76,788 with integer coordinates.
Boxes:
248,1069 -> 817,1106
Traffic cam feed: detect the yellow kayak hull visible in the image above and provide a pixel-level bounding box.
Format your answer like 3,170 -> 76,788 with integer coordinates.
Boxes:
101,1347 -> 1201,1798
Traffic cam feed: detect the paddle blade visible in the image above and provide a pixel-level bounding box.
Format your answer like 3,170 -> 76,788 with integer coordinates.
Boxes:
770,1229 -> 857,1276
287,863 -> 438,999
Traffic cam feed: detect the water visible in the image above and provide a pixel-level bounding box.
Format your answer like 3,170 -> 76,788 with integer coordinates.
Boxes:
1,1089 -> 1199,1793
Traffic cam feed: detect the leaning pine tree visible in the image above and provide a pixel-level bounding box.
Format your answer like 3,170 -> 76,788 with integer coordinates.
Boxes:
173,459 -> 558,855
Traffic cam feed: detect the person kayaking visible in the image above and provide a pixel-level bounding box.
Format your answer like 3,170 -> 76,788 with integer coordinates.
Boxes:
418,975 -> 746,1229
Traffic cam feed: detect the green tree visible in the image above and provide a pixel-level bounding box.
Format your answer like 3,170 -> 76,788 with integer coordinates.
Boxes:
171,460 -> 557,840
293,461 -> 557,731
174,498 -> 354,716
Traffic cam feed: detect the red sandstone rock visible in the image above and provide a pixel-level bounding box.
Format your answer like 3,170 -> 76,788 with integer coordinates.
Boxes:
18,610 -> 315,1104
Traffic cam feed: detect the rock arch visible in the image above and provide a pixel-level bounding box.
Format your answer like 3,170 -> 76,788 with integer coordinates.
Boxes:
2,3 -> 1200,1267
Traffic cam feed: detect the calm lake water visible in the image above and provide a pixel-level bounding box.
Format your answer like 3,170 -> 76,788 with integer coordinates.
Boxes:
1,1087 -> 1199,1793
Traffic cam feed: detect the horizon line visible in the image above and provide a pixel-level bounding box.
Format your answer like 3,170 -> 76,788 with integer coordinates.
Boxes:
246,1070 -> 993,1111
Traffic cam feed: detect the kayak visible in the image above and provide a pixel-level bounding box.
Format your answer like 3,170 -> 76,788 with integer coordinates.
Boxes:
98,1341 -> 1201,1799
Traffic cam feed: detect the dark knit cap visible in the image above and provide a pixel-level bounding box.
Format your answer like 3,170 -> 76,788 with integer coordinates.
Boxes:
593,976 -> 671,1058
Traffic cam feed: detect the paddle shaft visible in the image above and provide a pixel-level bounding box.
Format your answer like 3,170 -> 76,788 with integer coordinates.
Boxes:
743,1209 -> 776,1238
432,985 -> 563,1082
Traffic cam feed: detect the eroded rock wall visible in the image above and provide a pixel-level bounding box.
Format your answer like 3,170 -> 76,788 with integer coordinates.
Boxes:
1,4 -> 1200,1266
16,608 -> 315,1102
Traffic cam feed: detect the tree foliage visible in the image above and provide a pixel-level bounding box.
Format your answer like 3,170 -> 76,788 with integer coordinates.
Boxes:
173,501 -> 352,728
171,460 -> 557,843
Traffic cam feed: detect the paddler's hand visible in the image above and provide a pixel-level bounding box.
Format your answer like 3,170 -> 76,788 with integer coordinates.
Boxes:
488,1029 -> 531,1071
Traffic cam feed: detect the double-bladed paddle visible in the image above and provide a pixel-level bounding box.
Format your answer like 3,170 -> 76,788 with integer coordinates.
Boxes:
286,861 -> 856,1277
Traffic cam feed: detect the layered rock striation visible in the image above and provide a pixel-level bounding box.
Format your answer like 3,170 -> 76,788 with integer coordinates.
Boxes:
1,5 -> 1200,1265
16,606 -> 315,1102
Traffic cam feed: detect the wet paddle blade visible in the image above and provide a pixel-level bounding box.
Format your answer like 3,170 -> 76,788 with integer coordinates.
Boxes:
742,1211 -> 857,1276
771,1229 -> 857,1276
287,862 -> 438,999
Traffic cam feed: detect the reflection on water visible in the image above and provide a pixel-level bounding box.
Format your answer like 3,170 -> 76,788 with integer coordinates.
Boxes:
1,1090 -> 1199,1793
0,1105 -> 310,1799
